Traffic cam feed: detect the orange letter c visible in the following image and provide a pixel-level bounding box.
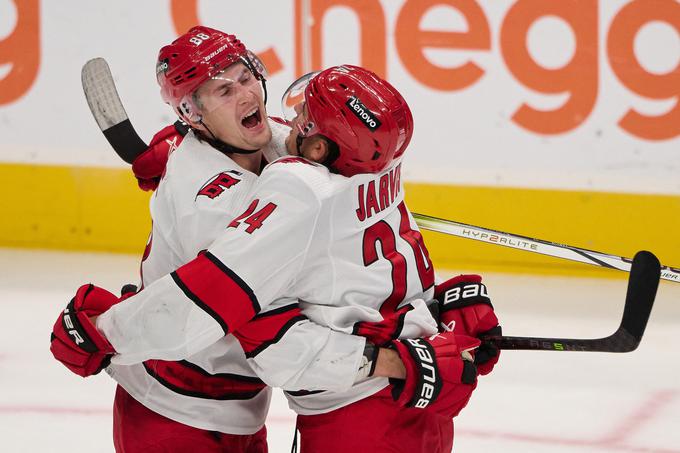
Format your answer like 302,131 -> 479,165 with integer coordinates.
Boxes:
0,0 -> 40,106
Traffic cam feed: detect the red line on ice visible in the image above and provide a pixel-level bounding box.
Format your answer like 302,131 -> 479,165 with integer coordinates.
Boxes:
457,389 -> 680,453
0,405 -> 297,424
597,389 -> 678,445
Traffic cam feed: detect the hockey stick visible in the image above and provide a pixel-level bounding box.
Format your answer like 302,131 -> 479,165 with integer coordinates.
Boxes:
485,250 -> 660,352
82,58 -> 148,164
81,57 -> 680,286
413,213 -> 680,284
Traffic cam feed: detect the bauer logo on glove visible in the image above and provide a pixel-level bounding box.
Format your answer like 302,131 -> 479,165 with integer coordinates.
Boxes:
62,307 -> 85,346
434,275 -> 502,376
50,284 -> 121,377
440,281 -> 490,309
390,331 -> 480,418
61,304 -> 98,353
403,337 -> 441,409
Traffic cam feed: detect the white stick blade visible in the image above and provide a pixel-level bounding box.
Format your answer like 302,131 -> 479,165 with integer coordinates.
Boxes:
81,58 -> 129,130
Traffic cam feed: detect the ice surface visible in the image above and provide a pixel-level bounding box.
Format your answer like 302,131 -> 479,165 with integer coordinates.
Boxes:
1,249 -> 678,452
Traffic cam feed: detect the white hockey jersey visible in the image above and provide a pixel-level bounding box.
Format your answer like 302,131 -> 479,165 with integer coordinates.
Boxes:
106,120 -> 279,434
98,153 -> 438,416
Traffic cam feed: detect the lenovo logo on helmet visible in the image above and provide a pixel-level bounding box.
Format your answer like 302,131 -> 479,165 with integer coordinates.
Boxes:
346,96 -> 381,132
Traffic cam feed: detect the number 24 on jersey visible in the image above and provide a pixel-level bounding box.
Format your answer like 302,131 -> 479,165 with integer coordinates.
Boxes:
228,199 -> 278,234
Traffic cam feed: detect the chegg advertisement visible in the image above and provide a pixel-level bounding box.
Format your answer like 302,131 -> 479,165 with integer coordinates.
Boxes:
2,0 -> 678,193
0,0 -> 678,267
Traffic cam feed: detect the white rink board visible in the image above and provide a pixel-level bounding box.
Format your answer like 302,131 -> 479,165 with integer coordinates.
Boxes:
1,249 -> 679,452
0,0 -> 678,194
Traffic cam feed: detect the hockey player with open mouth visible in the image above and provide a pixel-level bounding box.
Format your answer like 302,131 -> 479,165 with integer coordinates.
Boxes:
50,26 -> 501,453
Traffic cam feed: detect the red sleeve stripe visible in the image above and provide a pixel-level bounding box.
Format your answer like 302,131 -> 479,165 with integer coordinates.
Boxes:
234,304 -> 307,358
243,315 -> 307,358
143,359 -> 266,400
203,251 -> 261,314
171,251 -> 261,335
351,306 -> 410,347
170,271 -> 228,334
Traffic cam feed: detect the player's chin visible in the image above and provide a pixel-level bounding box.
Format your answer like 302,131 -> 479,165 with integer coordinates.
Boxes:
242,123 -> 272,149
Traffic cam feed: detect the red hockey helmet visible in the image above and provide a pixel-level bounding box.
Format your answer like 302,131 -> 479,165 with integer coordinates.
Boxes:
282,65 -> 413,177
156,26 -> 267,123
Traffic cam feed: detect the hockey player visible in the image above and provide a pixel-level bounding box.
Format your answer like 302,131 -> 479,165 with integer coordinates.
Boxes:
51,40 -> 500,452
98,29 -> 280,452
238,65 -> 501,451
50,27 -> 492,453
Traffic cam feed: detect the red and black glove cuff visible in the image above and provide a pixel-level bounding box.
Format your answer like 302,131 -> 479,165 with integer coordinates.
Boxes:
55,297 -> 105,354
390,338 -> 444,408
435,275 -> 493,314
50,284 -> 118,377
132,121 -> 189,191
390,338 -> 477,409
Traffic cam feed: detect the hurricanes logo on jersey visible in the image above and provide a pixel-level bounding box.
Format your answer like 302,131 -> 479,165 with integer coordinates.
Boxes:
197,171 -> 242,199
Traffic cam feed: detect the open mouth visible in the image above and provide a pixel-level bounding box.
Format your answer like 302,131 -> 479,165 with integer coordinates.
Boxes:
241,107 -> 262,129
